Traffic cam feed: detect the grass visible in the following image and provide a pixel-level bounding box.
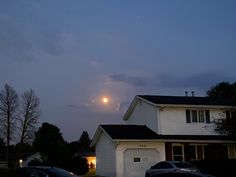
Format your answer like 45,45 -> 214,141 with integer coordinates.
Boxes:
82,169 -> 106,177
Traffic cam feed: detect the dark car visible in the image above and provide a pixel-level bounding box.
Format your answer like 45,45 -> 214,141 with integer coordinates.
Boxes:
145,161 -> 199,177
6,166 -> 79,177
149,171 -> 215,177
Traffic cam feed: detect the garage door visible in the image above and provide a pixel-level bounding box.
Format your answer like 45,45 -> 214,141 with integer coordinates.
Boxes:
124,148 -> 160,177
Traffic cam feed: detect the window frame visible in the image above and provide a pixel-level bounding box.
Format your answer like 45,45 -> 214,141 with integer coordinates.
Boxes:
172,144 -> 184,161
186,109 -> 210,123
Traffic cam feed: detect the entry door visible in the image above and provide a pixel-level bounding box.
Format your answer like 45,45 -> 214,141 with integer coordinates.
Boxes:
124,148 -> 159,177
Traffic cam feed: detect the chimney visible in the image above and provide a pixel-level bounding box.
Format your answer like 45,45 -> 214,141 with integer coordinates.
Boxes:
185,91 -> 188,97
191,91 -> 195,97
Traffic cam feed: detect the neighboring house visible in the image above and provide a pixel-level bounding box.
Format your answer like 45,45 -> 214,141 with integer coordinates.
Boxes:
19,152 -> 43,167
91,95 -> 236,177
76,152 -> 96,169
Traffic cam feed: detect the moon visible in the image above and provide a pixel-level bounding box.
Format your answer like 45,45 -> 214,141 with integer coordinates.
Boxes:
101,97 -> 109,104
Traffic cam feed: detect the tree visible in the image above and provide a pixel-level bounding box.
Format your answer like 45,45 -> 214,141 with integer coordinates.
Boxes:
207,81 -> 236,99
32,122 -> 66,165
78,131 -> 92,152
0,84 -> 19,167
207,81 -> 236,136
215,112 -> 236,136
0,138 -> 5,153
19,89 -> 40,144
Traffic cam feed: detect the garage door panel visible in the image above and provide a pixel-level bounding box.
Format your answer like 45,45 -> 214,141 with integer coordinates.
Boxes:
124,148 -> 160,177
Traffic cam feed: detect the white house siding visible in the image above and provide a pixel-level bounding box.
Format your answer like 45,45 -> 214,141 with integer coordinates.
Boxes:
159,107 -> 223,135
96,133 -> 116,177
125,101 -> 159,133
116,141 -> 166,177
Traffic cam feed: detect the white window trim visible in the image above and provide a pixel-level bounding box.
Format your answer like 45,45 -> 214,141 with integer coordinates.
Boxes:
190,109 -> 207,123
172,144 -> 184,161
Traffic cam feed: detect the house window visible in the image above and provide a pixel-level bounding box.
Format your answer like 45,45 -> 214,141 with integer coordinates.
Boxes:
172,145 -> 184,161
186,110 -> 210,123
133,157 -> 141,163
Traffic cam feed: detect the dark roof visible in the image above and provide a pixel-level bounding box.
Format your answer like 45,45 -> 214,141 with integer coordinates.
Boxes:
100,125 -> 236,141
138,95 -> 236,106
100,125 -> 159,139
156,135 -> 236,141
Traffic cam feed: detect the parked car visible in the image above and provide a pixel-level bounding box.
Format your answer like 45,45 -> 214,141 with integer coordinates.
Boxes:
146,171 -> 215,177
145,161 -> 199,177
6,166 -> 79,177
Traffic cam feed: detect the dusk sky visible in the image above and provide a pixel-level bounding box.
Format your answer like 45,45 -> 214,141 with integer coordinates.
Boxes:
0,0 -> 236,142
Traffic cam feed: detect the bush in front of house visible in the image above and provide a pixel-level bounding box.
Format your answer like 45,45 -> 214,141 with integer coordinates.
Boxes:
191,159 -> 236,177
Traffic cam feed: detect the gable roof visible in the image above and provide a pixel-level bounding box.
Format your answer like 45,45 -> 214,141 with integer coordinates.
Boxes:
91,124 -> 160,146
91,125 -> 236,147
100,124 -> 159,139
138,95 -> 236,106
123,95 -> 236,120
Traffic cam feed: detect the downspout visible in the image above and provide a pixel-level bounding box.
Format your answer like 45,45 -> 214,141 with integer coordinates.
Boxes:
157,107 -> 161,134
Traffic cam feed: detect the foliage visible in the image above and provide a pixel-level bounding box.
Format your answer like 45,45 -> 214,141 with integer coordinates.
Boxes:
207,81 -> 236,136
32,122 -> 89,175
69,131 -> 94,157
33,122 -> 65,161
207,81 -> 236,99
78,131 -> 94,152
67,155 -> 88,175
191,159 -> 236,177
15,142 -> 33,154
0,83 -> 41,168
215,113 -> 236,136
0,138 -> 5,153
19,89 -> 40,144
0,84 -> 19,143
0,84 -> 19,167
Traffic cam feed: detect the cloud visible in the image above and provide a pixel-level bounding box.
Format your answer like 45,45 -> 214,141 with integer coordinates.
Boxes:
109,73 -> 149,87
0,15 -> 34,62
0,8 -> 66,63
38,32 -> 65,56
157,72 -> 235,90
66,104 -> 90,110
109,72 -> 235,97
116,101 -> 131,113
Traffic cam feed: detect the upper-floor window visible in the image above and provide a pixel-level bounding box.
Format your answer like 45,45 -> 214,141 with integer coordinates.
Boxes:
186,109 -> 210,123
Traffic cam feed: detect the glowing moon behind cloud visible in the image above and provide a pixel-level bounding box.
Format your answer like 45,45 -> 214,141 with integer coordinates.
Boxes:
101,97 -> 109,104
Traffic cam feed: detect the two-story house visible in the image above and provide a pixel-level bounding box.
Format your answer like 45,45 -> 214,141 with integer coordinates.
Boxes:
91,95 -> 236,177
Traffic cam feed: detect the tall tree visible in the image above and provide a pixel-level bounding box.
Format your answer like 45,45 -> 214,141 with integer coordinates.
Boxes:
0,138 -> 5,153
207,81 -> 236,99
78,131 -> 93,152
207,81 -> 236,136
19,89 -> 40,144
0,84 -> 19,167
32,122 -> 66,164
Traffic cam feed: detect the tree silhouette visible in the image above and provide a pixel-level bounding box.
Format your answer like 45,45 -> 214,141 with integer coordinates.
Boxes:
207,81 -> 236,136
0,84 -> 19,167
78,131 -> 92,152
207,81 -> 236,99
19,89 -> 40,144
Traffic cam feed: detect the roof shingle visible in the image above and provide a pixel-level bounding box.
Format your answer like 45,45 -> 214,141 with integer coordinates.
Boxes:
100,125 -> 236,141
100,125 -> 159,139
138,95 -> 236,106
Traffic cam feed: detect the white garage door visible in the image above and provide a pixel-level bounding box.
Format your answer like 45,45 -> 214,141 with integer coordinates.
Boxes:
124,148 -> 160,177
